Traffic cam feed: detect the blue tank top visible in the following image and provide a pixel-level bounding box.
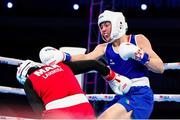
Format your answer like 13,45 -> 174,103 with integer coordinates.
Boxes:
104,35 -> 149,79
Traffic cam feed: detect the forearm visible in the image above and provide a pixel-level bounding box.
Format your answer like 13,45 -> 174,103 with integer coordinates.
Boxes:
64,60 -> 110,76
70,46 -> 104,61
71,54 -> 90,61
145,58 -> 164,73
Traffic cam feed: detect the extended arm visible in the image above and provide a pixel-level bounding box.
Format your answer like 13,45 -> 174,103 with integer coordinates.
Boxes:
64,60 -> 109,76
70,44 -> 106,61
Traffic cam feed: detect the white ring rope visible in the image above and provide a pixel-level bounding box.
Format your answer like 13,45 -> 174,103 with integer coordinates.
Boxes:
0,56 -> 179,70
164,62 -> 180,70
1,86 -> 180,102
0,86 -> 25,95
87,94 -> 180,102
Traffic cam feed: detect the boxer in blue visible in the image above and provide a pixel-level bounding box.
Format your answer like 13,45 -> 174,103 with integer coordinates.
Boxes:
40,10 -> 164,119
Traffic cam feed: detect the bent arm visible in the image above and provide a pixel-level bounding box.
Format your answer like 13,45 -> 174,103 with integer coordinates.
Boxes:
136,34 -> 164,73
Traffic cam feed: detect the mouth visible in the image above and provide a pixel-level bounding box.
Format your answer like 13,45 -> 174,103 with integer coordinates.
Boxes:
103,37 -> 111,43
104,33 -> 108,37
103,33 -> 109,39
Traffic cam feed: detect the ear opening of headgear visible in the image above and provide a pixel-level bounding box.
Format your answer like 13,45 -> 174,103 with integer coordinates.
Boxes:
98,10 -> 128,43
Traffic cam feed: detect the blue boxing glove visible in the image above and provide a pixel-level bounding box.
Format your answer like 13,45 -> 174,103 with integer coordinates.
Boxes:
119,42 -> 149,65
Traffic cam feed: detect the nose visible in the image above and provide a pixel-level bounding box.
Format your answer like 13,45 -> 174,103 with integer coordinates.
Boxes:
101,25 -> 106,32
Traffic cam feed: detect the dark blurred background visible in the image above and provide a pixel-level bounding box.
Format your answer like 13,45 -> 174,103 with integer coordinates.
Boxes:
0,0 -> 180,119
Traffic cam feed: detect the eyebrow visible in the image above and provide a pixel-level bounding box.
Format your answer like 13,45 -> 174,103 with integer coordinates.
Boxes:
100,21 -> 111,26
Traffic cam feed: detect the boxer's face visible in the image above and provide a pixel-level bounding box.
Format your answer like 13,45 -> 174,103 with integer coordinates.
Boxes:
99,21 -> 112,42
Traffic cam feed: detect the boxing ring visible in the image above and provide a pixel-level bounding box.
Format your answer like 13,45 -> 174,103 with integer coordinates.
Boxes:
0,56 -> 180,118
1,85 -> 180,102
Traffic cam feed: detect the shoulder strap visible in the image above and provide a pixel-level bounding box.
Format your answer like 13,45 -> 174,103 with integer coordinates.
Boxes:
130,34 -> 136,45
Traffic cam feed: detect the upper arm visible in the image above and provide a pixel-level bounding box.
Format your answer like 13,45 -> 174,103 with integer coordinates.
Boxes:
71,44 -> 106,61
136,34 -> 159,59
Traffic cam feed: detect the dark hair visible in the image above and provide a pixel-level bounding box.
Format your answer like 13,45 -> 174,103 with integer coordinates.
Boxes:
27,66 -> 41,75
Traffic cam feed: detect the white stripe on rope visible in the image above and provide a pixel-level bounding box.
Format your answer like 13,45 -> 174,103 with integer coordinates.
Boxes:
0,86 -> 25,95
164,62 -> 180,70
0,56 -> 24,66
0,115 -> 34,120
87,94 -> 180,102
1,86 -> 180,102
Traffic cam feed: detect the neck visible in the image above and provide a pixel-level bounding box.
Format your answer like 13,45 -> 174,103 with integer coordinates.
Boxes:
112,39 -> 120,47
112,35 -> 129,46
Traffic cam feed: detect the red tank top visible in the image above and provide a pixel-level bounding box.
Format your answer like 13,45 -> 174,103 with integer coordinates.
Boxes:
28,62 -> 84,105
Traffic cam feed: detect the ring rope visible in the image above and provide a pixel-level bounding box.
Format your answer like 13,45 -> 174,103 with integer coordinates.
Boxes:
1,86 -> 180,102
0,56 -> 179,70
164,62 -> 180,70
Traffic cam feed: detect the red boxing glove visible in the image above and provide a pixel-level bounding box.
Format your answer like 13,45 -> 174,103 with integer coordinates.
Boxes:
104,70 -> 132,95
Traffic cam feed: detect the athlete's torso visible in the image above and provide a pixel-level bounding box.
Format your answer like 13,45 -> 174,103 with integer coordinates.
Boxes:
28,62 -> 83,105
105,34 -> 149,79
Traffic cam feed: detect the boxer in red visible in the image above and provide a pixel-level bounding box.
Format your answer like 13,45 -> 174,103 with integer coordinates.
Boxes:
16,60 -> 96,119
16,59 -> 132,119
